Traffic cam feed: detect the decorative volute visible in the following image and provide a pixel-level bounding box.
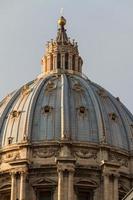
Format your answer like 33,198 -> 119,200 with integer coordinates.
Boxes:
41,16 -> 83,74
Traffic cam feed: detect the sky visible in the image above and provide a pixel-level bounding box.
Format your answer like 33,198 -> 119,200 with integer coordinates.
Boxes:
0,0 -> 133,113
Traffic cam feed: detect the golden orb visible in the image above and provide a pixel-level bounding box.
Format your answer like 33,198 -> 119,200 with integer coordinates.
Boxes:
58,16 -> 66,27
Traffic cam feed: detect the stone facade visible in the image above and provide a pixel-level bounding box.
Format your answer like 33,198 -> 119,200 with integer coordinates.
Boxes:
0,142 -> 133,199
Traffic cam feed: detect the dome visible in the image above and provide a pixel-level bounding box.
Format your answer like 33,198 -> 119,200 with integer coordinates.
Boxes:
0,72 -> 133,151
0,17 -> 133,152
0,16 -> 133,200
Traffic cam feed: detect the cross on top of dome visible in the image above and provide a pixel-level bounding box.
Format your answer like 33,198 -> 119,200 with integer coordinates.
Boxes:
41,16 -> 83,75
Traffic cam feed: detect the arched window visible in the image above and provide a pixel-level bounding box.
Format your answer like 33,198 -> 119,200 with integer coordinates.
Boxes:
72,55 -> 75,70
65,53 -> 69,69
57,53 -> 61,69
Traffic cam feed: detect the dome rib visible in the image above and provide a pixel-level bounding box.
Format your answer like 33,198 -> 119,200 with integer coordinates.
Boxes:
60,74 -> 70,139
108,95 -> 132,150
79,77 -> 105,143
75,77 -> 99,142
28,75 -> 54,141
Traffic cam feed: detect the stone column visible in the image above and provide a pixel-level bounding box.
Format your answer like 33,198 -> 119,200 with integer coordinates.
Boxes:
11,172 -> 16,200
53,55 -> 56,70
47,55 -> 50,72
19,172 -> 26,200
103,173 -> 110,200
55,54 -> 58,69
68,170 -> 74,200
69,55 -> 72,70
113,175 -> 119,200
75,56 -> 79,71
58,170 -> 64,200
61,54 -> 65,69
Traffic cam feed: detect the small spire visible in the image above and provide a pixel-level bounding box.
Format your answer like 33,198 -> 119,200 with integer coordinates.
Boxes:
56,16 -> 68,44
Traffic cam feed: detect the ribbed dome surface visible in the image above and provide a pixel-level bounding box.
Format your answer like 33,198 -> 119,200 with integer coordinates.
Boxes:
0,73 -> 133,151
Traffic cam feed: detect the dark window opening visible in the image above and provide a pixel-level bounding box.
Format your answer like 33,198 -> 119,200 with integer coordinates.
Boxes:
0,193 -> 10,200
57,53 -> 61,69
79,106 -> 86,114
8,137 -> 13,145
50,54 -> 53,70
39,191 -> 52,200
109,113 -> 117,121
42,105 -> 53,114
78,191 -> 92,200
65,53 -> 69,69
72,55 -> 75,70
78,58 -> 81,72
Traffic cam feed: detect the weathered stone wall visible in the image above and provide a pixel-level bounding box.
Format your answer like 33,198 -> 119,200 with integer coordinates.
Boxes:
0,141 -> 132,200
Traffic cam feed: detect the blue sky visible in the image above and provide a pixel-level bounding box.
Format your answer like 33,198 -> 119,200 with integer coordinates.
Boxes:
0,0 -> 133,112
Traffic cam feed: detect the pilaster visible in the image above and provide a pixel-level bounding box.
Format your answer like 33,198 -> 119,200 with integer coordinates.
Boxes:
10,172 -> 16,200
56,156 -> 76,200
101,161 -> 120,200
19,171 -> 27,200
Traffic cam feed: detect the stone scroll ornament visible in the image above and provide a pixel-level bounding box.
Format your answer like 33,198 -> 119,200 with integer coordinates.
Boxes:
74,149 -> 97,159
2,152 -> 20,163
109,153 -> 128,167
33,147 -> 59,158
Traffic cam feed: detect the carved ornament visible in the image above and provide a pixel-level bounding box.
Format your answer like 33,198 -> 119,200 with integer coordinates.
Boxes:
33,147 -> 59,158
45,81 -> 56,92
10,110 -> 22,118
2,152 -> 20,163
73,83 -> 83,92
21,84 -> 32,96
74,149 -> 97,159
97,88 -> 107,98
57,163 -> 75,172
109,152 -> 128,167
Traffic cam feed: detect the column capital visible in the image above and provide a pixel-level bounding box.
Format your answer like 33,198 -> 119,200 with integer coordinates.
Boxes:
57,162 -> 75,173
102,172 -> 110,177
113,173 -> 120,178
102,171 -> 120,177
10,171 -> 16,176
18,167 -> 28,174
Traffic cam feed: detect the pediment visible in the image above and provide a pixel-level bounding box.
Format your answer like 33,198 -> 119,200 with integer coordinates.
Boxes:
75,178 -> 98,188
0,182 -> 11,191
32,177 -> 57,187
119,183 -> 129,193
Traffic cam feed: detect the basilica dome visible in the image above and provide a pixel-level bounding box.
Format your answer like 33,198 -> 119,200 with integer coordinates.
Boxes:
0,16 -> 133,200
0,17 -> 133,152
0,72 -> 133,151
